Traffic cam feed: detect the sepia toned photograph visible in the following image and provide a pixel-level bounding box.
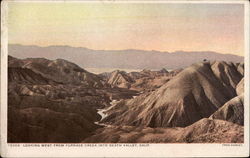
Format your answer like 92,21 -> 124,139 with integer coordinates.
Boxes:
1,0 -> 249,157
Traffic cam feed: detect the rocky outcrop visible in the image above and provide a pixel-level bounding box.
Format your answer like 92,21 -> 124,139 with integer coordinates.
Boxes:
236,78 -> 244,95
209,76 -> 244,125
237,62 -> 244,76
211,61 -> 243,94
209,94 -> 244,125
101,61 -> 243,128
83,118 -> 243,143
101,68 -> 180,91
107,70 -> 134,89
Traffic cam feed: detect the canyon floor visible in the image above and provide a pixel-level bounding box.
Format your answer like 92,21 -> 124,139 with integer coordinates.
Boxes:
8,56 -> 244,143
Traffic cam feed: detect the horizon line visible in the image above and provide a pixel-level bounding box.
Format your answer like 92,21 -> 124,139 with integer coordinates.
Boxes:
8,43 -> 244,57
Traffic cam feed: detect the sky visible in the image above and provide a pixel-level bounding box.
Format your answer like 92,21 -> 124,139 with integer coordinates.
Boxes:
8,2 -> 245,56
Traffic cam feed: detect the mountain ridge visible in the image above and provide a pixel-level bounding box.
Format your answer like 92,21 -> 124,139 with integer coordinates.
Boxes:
9,44 -> 244,56
9,44 -> 243,70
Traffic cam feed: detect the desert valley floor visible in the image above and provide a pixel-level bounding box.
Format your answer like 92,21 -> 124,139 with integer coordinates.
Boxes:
7,56 -> 244,143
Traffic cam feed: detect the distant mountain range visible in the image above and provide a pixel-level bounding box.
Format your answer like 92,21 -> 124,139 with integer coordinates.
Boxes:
9,44 -> 244,70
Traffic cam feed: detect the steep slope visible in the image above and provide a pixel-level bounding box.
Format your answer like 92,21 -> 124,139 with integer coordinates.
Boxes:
107,70 -> 134,89
209,94 -> 244,125
83,118 -> 243,143
237,62 -> 244,76
8,67 -> 54,84
236,78 -> 244,95
210,78 -> 244,125
101,61 -> 243,128
128,69 -> 182,92
211,61 -> 243,95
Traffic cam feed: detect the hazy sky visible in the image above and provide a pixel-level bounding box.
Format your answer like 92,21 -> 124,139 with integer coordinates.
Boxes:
8,2 -> 244,56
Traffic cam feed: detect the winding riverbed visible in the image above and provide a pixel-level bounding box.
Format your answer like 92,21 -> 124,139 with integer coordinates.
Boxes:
94,100 -> 117,126
94,95 -> 138,126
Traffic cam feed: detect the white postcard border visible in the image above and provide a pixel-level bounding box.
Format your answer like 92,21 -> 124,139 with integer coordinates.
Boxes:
1,0 -> 249,157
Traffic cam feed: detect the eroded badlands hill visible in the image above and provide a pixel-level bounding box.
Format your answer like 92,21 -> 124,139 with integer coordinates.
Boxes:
8,55 -> 244,143
210,78 -> 244,125
101,61 -> 244,128
9,56 -> 103,87
100,68 -> 182,91
8,56 -> 137,143
209,94 -> 244,125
